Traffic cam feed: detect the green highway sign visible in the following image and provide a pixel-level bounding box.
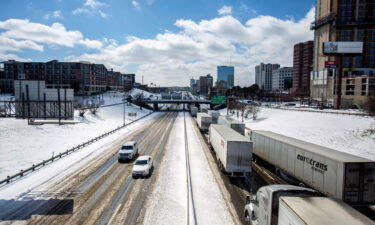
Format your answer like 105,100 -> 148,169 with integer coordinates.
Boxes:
211,96 -> 226,104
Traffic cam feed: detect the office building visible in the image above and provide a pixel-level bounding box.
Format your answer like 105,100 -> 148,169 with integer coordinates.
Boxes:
0,60 -> 135,95
310,0 -> 375,108
255,63 -> 280,91
199,74 -> 213,96
272,67 -> 294,91
292,41 -> 313,96
217,66 -> 234,88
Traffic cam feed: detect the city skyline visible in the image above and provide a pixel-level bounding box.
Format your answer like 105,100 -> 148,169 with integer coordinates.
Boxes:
0,0 -> 314,86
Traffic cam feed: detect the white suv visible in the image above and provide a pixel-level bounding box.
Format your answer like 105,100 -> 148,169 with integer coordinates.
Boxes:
132,155 -> 153,178
118,141 -> 138,162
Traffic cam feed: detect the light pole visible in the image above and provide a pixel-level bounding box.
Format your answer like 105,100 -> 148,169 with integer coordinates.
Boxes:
123,100 -> 126,126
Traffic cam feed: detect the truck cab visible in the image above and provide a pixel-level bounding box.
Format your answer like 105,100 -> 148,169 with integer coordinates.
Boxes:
244,185 -> 319,225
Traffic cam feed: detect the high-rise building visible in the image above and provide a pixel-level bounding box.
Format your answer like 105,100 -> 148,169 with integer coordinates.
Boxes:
292,41 -> 313,96
217,66 -> 234,87
310,0 -> 375,108
272,67 -> 294,91
255,63 -> 280,90
199,74 -> 213,96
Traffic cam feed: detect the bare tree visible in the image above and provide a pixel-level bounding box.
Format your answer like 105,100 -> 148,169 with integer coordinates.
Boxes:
237,102 -> 247,122
89,102 -> 99,114
363,94 -> 375,115
77,102 -> 88,117
246,105 -> 260,120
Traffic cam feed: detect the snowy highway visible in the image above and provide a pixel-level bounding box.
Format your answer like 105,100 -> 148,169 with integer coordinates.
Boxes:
0,110 -> 241,225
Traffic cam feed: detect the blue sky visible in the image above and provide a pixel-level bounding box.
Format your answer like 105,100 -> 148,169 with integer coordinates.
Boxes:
0,0 -> 315,86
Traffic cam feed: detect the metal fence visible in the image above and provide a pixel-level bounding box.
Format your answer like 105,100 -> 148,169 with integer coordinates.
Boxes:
0,111 -> 153,186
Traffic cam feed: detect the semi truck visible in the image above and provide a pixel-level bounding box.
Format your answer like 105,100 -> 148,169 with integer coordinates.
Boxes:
196,113 -> 212,132
251,130 -> 375,205
218,115 -> 245,135
244,185 -> 374,225
190,106 -> 198,117
209,124 -> 252,176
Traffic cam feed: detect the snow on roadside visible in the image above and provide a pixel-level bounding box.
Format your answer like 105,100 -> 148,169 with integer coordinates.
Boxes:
221,107 -> 375,160
0,103 -> 151,179
142,113 -> 235,225
0,113 -> 159,199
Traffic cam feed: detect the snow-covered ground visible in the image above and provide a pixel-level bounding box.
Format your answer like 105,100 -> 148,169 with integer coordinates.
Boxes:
0,99 -> 151,179
128,88 -> 161,99
142,113 -> 235,225
221,107 -> 375,160
74,91 -> 124,106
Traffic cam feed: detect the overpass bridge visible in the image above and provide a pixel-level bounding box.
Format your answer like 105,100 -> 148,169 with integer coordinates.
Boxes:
140,99 -> 212,110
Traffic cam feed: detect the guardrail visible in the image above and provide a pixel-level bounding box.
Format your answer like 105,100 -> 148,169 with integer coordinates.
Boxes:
264,106 -> 374,117
0,111 -> 154,186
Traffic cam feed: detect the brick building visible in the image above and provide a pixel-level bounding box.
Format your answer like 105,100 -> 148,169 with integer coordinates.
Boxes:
292,41 -> 313,96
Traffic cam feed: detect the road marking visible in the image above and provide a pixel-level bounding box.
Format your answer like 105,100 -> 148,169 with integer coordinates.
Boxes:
108,203 -> 122,225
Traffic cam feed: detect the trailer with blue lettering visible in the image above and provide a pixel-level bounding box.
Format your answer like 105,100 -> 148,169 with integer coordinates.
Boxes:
251,130 -> 375,205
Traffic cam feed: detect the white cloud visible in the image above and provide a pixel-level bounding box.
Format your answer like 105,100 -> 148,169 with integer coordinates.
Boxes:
66,8 -> 314,86
84,0 -> 107,8
132,0 -> 140,9
72,0 -> 109,18
0,19 -> 103,61
218,5 -> 232,15
44,10 -> 64,20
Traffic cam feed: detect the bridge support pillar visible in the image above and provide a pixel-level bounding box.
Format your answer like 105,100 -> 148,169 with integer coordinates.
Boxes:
153,103 -> 159,111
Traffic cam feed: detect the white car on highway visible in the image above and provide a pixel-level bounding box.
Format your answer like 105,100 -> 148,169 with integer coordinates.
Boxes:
132,155 -> 153,178
118,141 -> 138,162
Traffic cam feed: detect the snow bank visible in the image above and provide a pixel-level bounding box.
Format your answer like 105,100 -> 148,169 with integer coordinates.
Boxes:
128,88 -> 160,99
0,103 -> 151,179
221,107 -> 375,160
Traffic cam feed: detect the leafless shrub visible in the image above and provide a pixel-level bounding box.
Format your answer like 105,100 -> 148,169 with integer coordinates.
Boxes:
77,102 -> 88,117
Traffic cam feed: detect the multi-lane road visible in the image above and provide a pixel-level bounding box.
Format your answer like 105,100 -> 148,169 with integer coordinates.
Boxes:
0,110 -> 251,225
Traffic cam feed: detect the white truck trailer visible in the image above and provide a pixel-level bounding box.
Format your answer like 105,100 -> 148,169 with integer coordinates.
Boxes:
196,113 -> 212,132
190,106 -> 198,117
218,115 -> 245,135
209,124 -> 252,176
207,110 -> 220,123
278,197 -> 375,225
251,130 -> 375,205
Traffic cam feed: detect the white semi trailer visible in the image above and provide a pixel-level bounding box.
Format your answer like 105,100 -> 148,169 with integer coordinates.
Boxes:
207,110 -> 220,123
244,185 -> 374,225
209,124 -> 252,176
251,130 -> 375,205
278,197 -> 375,225
218,115 -> 245,135
196,113 -> 212,132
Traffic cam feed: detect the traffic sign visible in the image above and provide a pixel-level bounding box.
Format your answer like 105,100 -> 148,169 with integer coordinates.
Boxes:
211,96 -> 226,104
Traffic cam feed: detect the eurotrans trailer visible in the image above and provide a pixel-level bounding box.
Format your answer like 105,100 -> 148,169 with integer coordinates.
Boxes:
251,130 -> 375,205
209,124 -> 252,176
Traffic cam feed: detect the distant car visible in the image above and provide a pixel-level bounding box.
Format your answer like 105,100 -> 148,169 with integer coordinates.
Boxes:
132,155 -> 153,178
284,103 -> 296,106
118,141 -> 138,162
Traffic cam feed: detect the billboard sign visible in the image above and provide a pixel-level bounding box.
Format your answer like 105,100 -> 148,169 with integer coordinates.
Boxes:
323,42 -> 363,54
325,61 -> 338,68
